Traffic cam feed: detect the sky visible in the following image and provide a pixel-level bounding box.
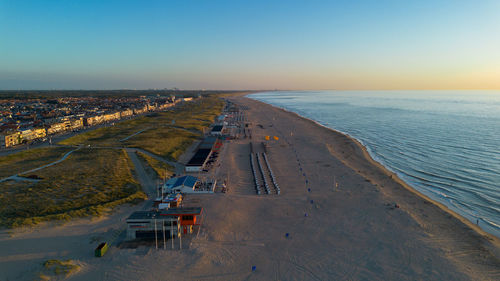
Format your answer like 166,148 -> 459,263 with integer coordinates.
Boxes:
1,0 -> 499,90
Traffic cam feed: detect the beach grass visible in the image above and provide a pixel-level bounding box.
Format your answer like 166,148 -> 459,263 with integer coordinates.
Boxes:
136,151 -> 174,179
58,117 -> 151,146
59,97 -> 225,155
40,259 -> 80,278
0,147 -> 73,179
125,127 -> 198,160
0,148 -> 145,227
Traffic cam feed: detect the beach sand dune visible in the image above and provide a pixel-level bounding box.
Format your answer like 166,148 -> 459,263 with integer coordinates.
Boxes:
0,95 -> 498,280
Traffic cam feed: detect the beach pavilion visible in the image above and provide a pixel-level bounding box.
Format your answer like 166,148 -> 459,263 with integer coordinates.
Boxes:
162,175 -> 200,194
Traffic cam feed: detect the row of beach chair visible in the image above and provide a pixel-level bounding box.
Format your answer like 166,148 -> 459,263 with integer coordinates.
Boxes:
256,153 -> 271,194
250,153 -> 261,195
263,152 -> 280,195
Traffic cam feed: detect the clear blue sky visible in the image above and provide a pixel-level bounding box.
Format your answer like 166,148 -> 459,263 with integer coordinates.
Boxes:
1,0 -> 499,90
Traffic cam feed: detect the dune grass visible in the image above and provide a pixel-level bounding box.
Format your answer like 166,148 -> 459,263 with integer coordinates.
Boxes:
59,97 -> 224,161
40,259 -> 80,279
0,147 -> 72,179
59,117 -> 151,146
0,148 -> 145,227
125,127 -> 198,160
136,151 -> 174,179
124,97 -> 224,159
59,97 -> 224,152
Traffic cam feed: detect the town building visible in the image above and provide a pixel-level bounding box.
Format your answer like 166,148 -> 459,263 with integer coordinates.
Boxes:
2,131 -> 21,147
102,112 -> 120,122
70,118 -> 83,130
157,103 -> 175,110
47,120 -> 71,135
20,128 -> 46,141
120,109 -> 133,118
0,93 -> 191,149
133,105 -> 149,115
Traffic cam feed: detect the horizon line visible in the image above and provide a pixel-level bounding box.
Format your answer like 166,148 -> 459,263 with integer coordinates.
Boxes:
1,88 -> 500,92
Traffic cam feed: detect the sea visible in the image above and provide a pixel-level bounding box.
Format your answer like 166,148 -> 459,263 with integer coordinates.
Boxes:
249,90 -> 500,238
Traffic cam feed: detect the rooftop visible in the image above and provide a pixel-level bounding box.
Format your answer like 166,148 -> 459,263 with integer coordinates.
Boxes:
166,175 -> 198,188
186,149 -> 212,166
126,207 -> 203,221
211,125 -> 223,132
198,136 -> 218,149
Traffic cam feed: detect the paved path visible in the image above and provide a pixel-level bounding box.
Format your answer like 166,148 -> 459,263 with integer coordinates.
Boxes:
0,147 -> 81,183
126,150 -> 158,210
129,148 -> 185,175
119,128 -> 150,142
87,146 -> 184,175
167,125 -> 201,135
1,144 -> 185,184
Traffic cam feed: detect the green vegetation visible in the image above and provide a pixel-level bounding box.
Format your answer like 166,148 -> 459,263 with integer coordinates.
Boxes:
170,98 -> 225,132
59,116 -> 152,146
40,259 -> 80,278
0,148 -> 146,227
136,151 -> 174,179
60,97 -> 225,160
0,147 -> 72,178
126,128 -> 197,160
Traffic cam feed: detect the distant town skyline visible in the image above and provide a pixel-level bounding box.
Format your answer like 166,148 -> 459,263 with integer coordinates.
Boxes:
1,0 -> 499,90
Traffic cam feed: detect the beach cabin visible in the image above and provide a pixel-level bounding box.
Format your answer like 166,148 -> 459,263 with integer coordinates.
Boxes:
164,193 -> 182,207
217,115 -> 226,123
185,149 -> 212,172
161,207 -> 202,235
162,175 -> 199,194
125,207 -> 202,240
199,136 -> 218,150
210,125 -> 224,136
154,193 -> 183,209
125,211 -> 178,240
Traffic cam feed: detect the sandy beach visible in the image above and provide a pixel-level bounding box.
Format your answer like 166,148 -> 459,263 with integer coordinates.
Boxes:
1,95 -> 499,280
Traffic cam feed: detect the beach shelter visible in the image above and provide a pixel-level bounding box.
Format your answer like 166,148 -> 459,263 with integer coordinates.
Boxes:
163,175 -> 199,194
